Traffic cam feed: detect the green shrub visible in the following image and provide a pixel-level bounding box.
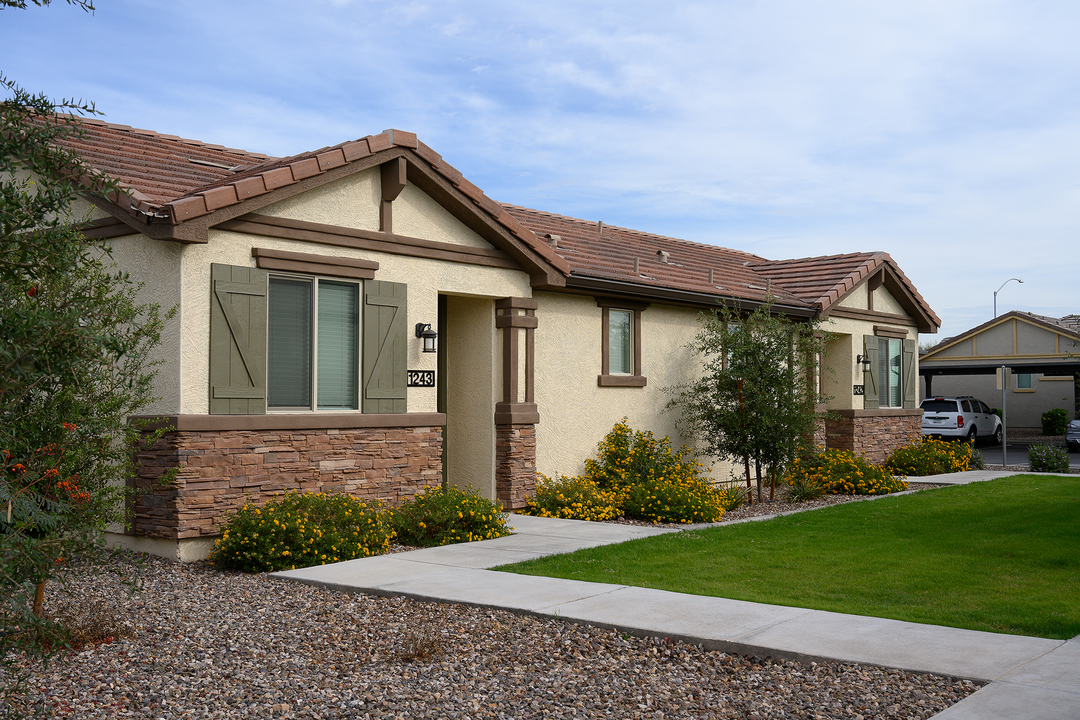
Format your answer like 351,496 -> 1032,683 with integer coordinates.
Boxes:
885,436 -> 973,476
1028,444 -> 1070,473
584,418 -> 708,492
621,475 -> 725,524
210,491 -> 393,573
785,473 -> 826,502
786,450 -> 908,496
1042,408 -> 1069,436
717,484 -> 749,511
970,448 -> 986,470
391,485 -> 511,547
520,473 -> 622,521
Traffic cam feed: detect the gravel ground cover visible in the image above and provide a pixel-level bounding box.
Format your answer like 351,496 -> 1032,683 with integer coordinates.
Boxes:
17,511 -> 979,720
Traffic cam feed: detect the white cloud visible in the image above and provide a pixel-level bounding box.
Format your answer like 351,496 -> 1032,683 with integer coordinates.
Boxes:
3,0 -> 1078,340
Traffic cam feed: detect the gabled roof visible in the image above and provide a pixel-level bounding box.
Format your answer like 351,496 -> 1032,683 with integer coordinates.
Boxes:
750,251 -> 941,332
924,311 -> 1080,359
59,118 -> 569,283
57,117 -> 938,328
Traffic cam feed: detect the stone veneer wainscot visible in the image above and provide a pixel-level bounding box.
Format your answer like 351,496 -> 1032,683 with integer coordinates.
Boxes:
131,416 -> 443,541
825,409 -> 923,465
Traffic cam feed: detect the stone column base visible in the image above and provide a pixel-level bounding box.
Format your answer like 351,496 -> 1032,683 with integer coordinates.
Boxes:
825,409 -> 923,464
495,424 -> 537,510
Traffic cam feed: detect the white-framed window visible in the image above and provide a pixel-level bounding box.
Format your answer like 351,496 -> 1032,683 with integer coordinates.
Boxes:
1016,373 -> 1033,389
268,275 -> 361,411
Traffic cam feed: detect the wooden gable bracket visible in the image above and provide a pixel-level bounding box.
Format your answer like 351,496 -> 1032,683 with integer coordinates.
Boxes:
867,268 -> 885,311
380,157 -> 408,234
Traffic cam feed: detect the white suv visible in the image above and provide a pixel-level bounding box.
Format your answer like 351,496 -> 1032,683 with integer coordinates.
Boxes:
921,396 -> 1003,445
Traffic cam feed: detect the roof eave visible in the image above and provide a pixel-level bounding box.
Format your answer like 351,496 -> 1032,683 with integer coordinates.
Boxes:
562,274 -> 817,317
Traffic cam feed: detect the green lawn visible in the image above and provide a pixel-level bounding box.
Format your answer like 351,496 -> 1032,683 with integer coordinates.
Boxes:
496,475 -> 1080,639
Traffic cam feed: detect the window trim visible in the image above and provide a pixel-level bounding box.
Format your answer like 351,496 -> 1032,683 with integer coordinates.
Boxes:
596,298 -> 648,387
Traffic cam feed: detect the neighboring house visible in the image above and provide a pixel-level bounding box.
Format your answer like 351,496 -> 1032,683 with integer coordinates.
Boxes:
57,118 -> 940,560
920,312 -> 1080,430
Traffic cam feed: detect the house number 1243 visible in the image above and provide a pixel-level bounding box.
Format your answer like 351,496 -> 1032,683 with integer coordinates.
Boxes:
407,370 -> 436,387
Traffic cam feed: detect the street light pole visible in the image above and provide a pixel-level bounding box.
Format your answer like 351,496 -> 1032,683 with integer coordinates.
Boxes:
993,278 -> 1023,317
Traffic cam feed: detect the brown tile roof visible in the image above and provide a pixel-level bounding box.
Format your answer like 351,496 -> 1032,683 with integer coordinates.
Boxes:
751,251 -> 941,329
57,116 -> 274,212
747,252 -> 881,310
502,205 -> 807,308
57,119 -> 572,274
57,117 -> 938,327
1022,312 -> 1080,335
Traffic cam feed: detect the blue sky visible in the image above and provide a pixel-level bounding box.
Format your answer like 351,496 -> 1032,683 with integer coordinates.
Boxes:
3,0 -> 1077,340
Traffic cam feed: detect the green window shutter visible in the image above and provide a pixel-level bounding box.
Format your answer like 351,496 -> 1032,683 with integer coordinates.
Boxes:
862,335 -> 879,410
363,280 -> 407,413
902,338 -> 917,409
210,264 -> 268,414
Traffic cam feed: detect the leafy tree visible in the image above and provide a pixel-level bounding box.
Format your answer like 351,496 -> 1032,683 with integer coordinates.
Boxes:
669,301 -> 828,501
1,3 -> 172,710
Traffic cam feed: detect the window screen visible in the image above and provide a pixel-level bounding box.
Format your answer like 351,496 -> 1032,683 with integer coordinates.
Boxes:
317,280 -> 359,410
609,309 -> 633,375
267,277 -> 312,408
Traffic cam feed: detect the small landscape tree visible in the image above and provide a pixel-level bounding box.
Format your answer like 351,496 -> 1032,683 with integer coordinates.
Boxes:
669,300 -> 828,501
1,7 -> 173,709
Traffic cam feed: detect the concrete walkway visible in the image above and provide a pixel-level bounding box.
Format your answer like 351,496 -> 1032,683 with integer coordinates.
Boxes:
273,470 -> 1079,719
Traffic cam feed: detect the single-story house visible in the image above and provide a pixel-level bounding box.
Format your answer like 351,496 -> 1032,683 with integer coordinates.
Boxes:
57,118 -> 940,560
920,312 -> 1080,430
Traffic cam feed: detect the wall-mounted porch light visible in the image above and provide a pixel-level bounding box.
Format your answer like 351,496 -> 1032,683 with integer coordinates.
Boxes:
856,354 -> 872,373
415,323 -> 438,353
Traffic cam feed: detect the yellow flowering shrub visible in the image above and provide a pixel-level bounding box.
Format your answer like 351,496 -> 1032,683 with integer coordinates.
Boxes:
525,419 -> 723,524
585,418 -> 708,493
785,450 -> 908,496
210,491 -> 393,573
622,475 -> 725,524
391,485 -> 511,547
520,473 -> 623,521
885,436 -> 973,476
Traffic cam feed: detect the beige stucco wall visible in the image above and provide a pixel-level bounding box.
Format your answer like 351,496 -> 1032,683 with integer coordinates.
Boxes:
443,295 -> 499,498
260,168 -> 380,231
259,166 -> 497,252
532,292 -> 740,484
819,315 -> 916,411
872,286 -> 905,315
836,283 -> 904,316
837,285 -> 867,310
104,235 -> 184,415
928,318 -> 1078,361
176,171 -> 529,415
395,184 -> 496,250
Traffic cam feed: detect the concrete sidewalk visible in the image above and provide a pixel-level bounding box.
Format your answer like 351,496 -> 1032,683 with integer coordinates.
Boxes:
273,470 -> 1080,719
